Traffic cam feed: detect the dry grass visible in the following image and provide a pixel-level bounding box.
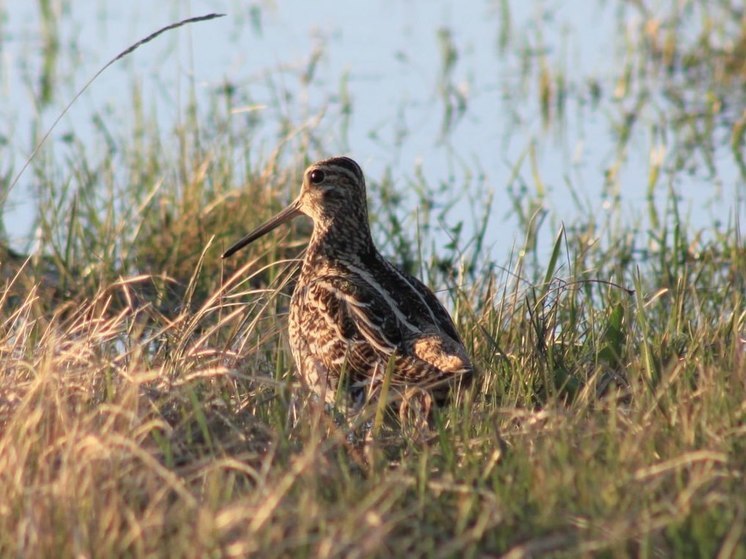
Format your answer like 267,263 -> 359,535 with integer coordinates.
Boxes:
1,222 -> 744,556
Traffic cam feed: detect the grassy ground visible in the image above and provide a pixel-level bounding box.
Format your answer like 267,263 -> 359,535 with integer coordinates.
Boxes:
1,1 -> 745,557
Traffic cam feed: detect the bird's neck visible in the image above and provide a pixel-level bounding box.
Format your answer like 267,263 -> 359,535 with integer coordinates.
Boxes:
304,218 -> 377,269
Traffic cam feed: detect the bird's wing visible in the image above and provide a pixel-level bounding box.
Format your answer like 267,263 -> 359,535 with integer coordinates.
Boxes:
302,275 -> 471,389
394,267 -> 465,344
302,275 -> 401,356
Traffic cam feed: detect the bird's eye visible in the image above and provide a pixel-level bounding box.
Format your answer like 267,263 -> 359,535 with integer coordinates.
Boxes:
309,170 -> 325,184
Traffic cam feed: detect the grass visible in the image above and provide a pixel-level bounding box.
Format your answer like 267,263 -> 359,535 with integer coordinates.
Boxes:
1,1 -> 745,557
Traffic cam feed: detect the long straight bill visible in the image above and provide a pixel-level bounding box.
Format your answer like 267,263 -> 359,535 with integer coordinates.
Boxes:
222,199 -> 302,258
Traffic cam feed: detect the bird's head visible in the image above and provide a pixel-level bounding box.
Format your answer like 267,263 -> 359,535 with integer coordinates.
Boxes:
222,156 -> 370,259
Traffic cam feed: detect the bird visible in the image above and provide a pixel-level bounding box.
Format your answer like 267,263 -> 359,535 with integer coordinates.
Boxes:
223,156 -> 473,419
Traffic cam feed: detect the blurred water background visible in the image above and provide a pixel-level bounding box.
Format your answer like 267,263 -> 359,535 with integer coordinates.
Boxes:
1,0 -> 743,264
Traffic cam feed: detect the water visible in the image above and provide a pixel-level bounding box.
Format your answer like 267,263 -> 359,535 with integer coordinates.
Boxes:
1,0 -> 743,264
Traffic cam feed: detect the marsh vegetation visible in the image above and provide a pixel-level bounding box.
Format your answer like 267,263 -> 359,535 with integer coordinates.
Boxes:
0,1 -> 744,556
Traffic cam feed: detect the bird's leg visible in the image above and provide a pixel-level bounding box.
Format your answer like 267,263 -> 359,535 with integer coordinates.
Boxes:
399,387 -> 433,442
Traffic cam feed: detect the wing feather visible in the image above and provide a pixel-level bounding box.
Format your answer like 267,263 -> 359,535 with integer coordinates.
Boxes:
299,275 -> 471,392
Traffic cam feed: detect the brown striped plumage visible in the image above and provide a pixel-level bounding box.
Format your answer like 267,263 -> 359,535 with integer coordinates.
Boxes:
223,156 -> 472,409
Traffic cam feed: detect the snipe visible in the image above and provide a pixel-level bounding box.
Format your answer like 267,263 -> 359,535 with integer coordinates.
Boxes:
223,156 -> 472,414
